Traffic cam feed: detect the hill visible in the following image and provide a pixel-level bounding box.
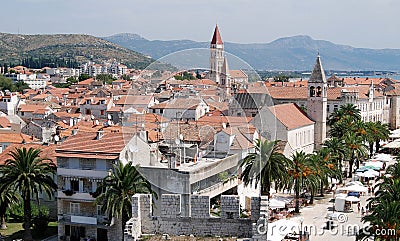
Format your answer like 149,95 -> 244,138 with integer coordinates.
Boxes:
104,33 -> 400,71
0,33 -> 152,69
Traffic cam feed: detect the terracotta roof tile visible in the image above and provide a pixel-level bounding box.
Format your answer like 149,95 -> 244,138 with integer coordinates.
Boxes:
268,103 -> 314,130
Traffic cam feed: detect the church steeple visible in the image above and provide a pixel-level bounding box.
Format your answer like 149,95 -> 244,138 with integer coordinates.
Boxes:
309,54 -> 327,84
307,54 -> 327,150
209,24 -> 225,84
211,24 -> 223,45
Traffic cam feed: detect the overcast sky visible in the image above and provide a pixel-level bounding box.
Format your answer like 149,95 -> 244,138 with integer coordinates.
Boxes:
1,0 -> 400,49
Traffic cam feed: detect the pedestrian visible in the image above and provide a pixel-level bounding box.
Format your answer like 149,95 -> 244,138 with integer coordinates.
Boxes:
368,185 -> 371,195
361,207 -> 365,216
357,202 -> 361,213
365,206 -> 369,215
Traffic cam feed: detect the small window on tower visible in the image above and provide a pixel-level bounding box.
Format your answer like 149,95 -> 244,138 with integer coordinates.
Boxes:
310,86 -> 315,97
316,86 -> 322,97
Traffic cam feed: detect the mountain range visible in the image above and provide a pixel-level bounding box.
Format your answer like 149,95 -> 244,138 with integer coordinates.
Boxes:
0,33 -> 152,69
103,33 -> 400,71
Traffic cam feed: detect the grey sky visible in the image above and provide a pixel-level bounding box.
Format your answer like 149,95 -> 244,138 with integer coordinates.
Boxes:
1,0 -> 400,49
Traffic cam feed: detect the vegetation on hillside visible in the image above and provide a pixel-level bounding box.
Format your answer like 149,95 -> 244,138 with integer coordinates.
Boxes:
0,33 -> 153,69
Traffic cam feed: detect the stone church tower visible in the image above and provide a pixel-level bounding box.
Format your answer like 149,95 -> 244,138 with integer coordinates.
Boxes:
209,24 -> 225,84
307,54 -> 327,149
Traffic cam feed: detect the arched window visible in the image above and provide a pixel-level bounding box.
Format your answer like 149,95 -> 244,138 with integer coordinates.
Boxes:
316,86 -> 322,97
310,86 -> 315,97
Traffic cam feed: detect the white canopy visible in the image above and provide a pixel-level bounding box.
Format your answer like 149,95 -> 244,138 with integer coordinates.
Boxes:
345,181 -> 364,187
345,196 -> 360,202
269,198 -> 286,209
372,153 -> 393,162
363,161 -> 383,169
340,185 -> 368,193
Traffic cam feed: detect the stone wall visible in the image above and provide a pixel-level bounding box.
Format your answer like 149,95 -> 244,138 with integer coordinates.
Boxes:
125,194 -> 261,240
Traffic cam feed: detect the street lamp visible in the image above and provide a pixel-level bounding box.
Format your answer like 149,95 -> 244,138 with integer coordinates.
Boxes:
300,217 -> 304,239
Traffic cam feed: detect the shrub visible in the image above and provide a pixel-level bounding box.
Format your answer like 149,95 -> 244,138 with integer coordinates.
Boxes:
7,202 -> 49,222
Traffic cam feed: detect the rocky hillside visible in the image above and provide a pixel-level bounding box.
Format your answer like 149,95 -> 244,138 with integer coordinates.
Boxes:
0,33 -> 152,69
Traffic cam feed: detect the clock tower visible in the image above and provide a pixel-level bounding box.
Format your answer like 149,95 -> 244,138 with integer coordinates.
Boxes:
209,24 -> 224,84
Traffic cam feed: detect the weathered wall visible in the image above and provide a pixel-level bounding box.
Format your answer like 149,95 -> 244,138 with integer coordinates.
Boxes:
125,194 -> 261,240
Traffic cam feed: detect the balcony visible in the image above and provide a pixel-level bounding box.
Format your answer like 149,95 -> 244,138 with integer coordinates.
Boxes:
58,167 -> 108,179
59,214 -> 110,226
58,190 -> 95,201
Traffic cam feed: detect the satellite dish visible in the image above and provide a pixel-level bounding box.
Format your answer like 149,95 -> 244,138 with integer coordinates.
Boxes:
175,138 -> 180,145
179,134 -> 184,140
54,135 -> 60,142
108,114 -> 112,120
91,115 -> 95,120
95,120 -> 99,126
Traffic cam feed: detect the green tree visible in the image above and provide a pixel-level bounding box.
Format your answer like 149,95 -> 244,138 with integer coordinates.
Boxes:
327,103 -> 361,126
0,147 -> 57,241
14,80 -> 30,92
323,137 -> 346,182
365,121 -> 390,156
0,185 -> 20,229
343,132 -> 368,178
0,75 -> 15,91
78,74 -> 91,81
240,139 -> 290,198
96,74 -> 116,84
287,151 -> 314,213
95,161 -> 156,240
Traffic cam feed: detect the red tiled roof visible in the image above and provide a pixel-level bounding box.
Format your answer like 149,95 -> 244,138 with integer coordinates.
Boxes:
268,103 -> 314,130
211,25 -> 223,45
0,117 -> 11,128
56,132 -> 132,158
0,143 -> 57,165
0,133 -> 37,144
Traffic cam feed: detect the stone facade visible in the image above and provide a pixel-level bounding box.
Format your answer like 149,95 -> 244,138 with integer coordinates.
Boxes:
125,194 -> 262,240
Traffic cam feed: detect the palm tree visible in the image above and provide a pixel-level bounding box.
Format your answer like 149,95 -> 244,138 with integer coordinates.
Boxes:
240,139 -> 290,198
287,151 -> 314,213
323,137 -> 346,181
327,103 -> 361,126
386,159 -> 400,179
365,121 -> 390,155
95,161 -> 156,241
0,184 -> 20,229
360,176 -> 400,240
343,132 -> 368,178
0,147 -> 56,241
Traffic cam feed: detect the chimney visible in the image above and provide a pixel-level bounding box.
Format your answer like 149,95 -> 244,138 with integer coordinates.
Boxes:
96,129 -> 104,140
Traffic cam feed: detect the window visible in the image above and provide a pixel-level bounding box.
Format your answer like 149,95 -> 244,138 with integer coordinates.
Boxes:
65,225 -> 71,236
100,110 -> 105,116
70,202 -> 80,215
316,86 -> 322,97
85,109 -> 91,115
97,205 -> 103,216
71,180 -> 79,191
86,100 -> 91,104
309,86 -> 315,97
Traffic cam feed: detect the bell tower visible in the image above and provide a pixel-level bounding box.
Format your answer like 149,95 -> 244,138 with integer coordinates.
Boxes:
209,24 -> 224,84
307,54 -> 327,149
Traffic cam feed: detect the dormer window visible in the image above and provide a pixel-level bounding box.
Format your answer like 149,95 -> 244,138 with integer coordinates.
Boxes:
86,100 -> 91,105
99,100 -> 105,104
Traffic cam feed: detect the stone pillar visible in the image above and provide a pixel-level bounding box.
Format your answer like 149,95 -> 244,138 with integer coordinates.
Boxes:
190,195 -> 210,218
220,195 -> 240,219
161,194 -> 181,218
250,196 -> 261,221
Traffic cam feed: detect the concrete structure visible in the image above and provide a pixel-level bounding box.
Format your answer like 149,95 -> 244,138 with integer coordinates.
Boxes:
307,55 -> 327,149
